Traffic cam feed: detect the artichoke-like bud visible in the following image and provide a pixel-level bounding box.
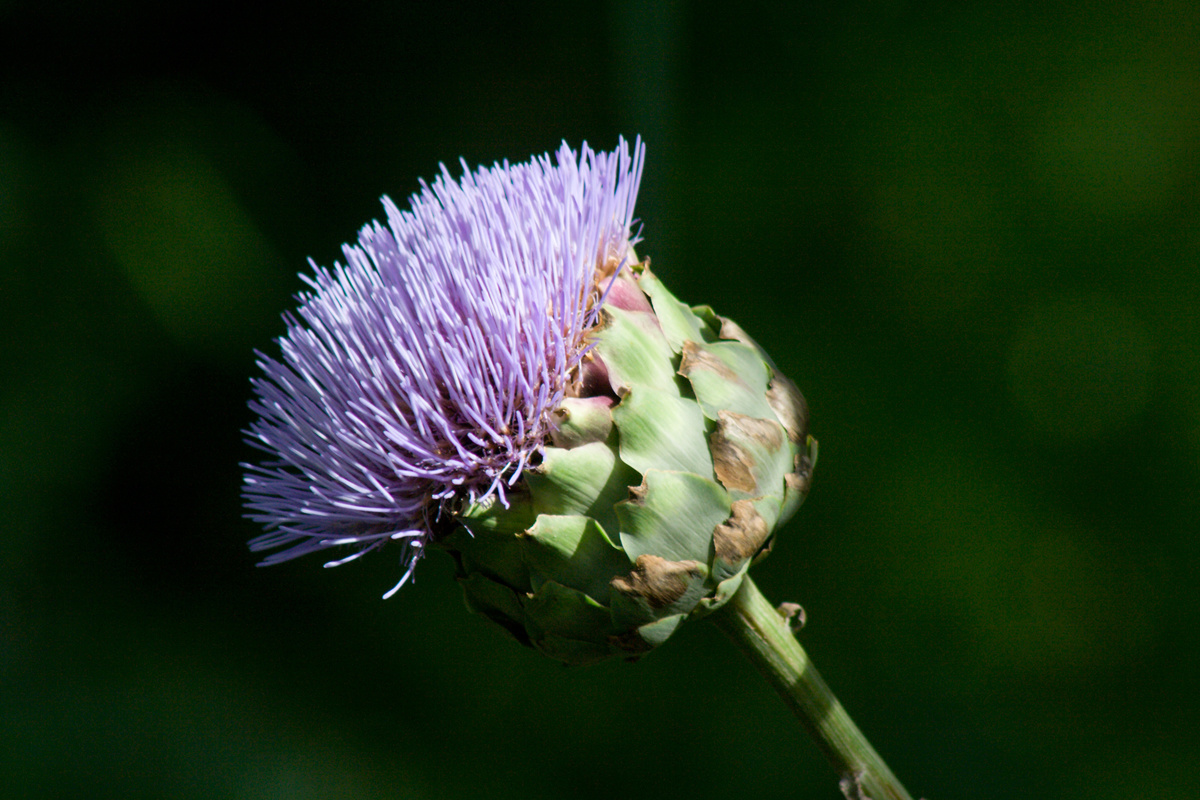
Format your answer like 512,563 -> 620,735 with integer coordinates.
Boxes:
439,258 -> 816,665
244,138 -> 814,664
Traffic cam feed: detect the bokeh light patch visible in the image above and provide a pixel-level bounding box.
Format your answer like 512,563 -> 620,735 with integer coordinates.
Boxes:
1037,56 -> 1198,220
1007,295 -> 1155,440
89,103 -> 285,356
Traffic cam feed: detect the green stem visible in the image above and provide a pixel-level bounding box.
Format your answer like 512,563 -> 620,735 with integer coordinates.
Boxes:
709,575 -> 915,800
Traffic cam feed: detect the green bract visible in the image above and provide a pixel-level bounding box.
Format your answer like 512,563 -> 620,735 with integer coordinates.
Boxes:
437,259 -> 817,665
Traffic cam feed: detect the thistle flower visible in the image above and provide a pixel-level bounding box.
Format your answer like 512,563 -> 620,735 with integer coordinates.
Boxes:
244,136 -> 815,660
243,139 -> 921,800
244,139 -> 645,598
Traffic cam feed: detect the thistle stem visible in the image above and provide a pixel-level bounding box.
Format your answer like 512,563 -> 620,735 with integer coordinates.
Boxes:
709,576 -> 915,800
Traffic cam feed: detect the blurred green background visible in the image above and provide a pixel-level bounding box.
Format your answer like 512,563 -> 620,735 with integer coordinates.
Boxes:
3,1 -> 1197,797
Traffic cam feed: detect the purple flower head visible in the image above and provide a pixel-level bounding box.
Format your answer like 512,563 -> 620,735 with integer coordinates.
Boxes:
244,138 -> 645,597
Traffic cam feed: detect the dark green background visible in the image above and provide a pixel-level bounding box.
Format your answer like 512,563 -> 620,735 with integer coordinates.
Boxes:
3,1 -> 1196,797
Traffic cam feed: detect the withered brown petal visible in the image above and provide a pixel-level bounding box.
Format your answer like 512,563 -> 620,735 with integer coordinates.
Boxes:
766,374 -> 809,444
713,499 -> 772,564
610,554 -> 704,609
711,411 -> 785,494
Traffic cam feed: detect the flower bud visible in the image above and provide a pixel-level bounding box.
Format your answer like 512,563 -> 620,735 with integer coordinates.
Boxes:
244,138 -> 814,664
440,259 -> 816,664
